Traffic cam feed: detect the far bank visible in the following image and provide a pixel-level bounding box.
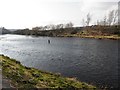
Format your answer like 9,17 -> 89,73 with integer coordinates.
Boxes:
1,25 -> 120,40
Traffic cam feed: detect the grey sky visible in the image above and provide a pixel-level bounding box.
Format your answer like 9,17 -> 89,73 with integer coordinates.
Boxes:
0,0 -> 119,29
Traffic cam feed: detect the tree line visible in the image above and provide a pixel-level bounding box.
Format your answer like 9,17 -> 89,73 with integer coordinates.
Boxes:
1,9 -> 119,36
82,9 -> 118,26
32,22 -> 73,31
96,9 -> 118,26
31,9 -> 118,31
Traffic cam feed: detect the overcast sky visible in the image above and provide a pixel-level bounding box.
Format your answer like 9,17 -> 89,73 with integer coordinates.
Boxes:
0,0 -> 119,29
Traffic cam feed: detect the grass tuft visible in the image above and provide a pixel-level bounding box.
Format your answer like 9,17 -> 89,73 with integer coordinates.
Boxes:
0,55 -> 96,89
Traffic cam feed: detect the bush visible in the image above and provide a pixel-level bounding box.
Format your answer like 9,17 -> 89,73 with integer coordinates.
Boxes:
71,30 -> 77,34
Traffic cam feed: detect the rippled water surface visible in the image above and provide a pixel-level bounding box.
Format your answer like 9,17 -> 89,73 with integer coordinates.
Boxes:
0,34 -> 119,88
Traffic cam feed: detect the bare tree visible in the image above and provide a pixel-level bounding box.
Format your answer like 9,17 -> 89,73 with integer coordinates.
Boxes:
107,10 -> 114,25
82,18 -> 86,26
86,13 -> 92,26
96,9 -> 118,26
113,9 -> 118,25
47,24 -> 56,30
56,24 -> 64,29
32,27 -> 40,31
96,18 -> 107,26
96,20 -> 103,26
103,16 -> 107,26
43,25 -> 49,30
65,22 -> 74,28
32,26 -> 44,31
118,1 -> 120,25
96,20 -> 100,25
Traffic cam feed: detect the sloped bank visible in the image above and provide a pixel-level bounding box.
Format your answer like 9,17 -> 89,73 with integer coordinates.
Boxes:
0,55 -> 96,89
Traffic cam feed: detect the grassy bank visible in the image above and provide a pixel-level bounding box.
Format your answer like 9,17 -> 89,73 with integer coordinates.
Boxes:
11,25 -> 120,40
0,55 -> 96,89
58,34 -> 120,40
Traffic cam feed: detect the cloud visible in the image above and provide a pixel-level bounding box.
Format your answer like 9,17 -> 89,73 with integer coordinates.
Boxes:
0,0 -> 119,28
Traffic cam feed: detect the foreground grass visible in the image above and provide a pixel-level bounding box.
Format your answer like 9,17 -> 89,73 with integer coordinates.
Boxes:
0,55 -> 96,89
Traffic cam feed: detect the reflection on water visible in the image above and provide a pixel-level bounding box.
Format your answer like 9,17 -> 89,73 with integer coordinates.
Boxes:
0,34 -> 119,88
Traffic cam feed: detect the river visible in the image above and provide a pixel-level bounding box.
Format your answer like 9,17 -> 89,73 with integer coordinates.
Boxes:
0,34 -> 119,88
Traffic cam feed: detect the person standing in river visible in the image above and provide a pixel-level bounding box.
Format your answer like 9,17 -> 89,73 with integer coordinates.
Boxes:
48,40 -> 50,44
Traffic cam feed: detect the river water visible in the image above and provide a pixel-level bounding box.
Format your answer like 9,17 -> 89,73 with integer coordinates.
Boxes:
0,34 -> 119,88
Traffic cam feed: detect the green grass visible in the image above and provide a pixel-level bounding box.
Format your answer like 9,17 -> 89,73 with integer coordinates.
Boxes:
0,55 -> 96,89
58,34 -> 120,40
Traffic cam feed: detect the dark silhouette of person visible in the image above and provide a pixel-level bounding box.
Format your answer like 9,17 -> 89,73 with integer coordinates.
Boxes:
48,40 -> 50,44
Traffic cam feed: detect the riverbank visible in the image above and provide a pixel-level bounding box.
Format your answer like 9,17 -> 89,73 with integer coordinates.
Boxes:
10,25 -> 120,40
57,35 -> 120,40
0,55 -> 96,89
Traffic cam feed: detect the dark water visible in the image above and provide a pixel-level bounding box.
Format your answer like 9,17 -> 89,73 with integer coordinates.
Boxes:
0,34 -> 119,88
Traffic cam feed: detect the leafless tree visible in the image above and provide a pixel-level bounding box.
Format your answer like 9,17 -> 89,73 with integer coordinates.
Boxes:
96,9 -> 118,26
96,20 -> 103,26
82,18 -> 86,26
107,10 -> 114,25
56,24 -> 64,29
86,13 -> 92,26
43,25 -> 48,30
103,16 -> 107,26
32,26 -> 44,31
47,24 -> 56,30
113,9 -> 118,25
65,22 -> 73,28
32,27 -> 40,31
118,1 -> 120,25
